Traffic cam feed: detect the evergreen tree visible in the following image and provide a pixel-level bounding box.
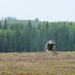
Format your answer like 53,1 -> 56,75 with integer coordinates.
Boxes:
1,30 -> 5,52
3,20 -> 8,29
6,31 -> 9,52
0,21 -> 2,29
10,24 -> 14,31
26,20 -> 32,52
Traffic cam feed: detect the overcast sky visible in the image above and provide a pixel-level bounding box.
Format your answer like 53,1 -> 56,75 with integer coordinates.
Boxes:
0,0 -> 75,21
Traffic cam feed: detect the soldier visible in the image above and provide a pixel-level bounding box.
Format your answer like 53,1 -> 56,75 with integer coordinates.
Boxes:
45,40 -> 57,54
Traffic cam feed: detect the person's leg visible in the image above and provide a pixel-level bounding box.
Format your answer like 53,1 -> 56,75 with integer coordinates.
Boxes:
52,45 -> 57,54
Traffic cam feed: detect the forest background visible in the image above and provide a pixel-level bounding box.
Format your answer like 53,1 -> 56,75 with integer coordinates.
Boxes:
0,17 -> 75,52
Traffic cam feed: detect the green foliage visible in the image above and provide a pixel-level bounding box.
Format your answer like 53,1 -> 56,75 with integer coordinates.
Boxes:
0,19 -> 75,52
0,21 -> 2,29
3,20 -> 8,29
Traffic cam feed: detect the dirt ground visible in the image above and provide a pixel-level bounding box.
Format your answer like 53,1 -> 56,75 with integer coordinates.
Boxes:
0,52 -> 75,75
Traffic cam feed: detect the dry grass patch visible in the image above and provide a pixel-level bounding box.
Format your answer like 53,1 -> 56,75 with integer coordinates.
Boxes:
0,52 -> 75,75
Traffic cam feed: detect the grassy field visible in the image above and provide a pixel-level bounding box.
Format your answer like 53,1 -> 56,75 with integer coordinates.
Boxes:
0,52 -> 75,75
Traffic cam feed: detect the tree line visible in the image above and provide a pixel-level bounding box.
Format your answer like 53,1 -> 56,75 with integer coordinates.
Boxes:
0,18 -> 75,52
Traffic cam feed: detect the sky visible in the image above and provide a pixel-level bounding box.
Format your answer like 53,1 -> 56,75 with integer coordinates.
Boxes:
0,0 -> 75,22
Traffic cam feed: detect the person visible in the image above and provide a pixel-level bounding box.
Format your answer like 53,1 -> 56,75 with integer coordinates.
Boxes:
45,40 -> 57,54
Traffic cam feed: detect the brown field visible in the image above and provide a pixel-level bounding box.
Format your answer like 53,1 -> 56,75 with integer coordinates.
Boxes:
0,52 -> 75,75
